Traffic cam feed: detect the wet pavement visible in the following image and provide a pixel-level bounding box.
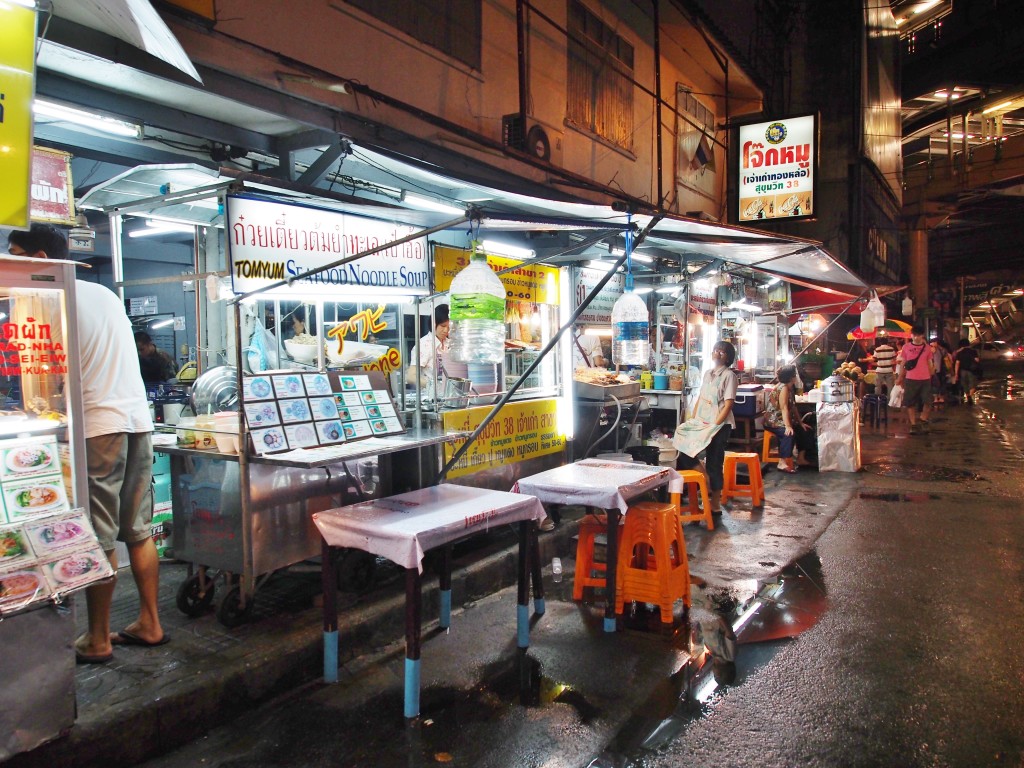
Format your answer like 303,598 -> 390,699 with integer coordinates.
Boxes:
7,362 -> 1024,768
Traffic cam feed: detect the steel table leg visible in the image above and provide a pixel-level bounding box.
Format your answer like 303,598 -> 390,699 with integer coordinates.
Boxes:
439,544 -> 452,630
322,539 -> 339,683
529,521 -> 545,615
517,521 -> 530,648
604,507 -> 621,632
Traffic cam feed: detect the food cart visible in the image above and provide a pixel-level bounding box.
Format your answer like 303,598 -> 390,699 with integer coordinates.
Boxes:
0,257 -> 100,759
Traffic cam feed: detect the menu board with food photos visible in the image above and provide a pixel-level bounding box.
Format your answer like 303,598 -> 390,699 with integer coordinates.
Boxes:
0,435 -> 113,614
241,370 -> 404,454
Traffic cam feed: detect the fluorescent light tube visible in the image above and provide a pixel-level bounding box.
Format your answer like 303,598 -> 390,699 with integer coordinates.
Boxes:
129,222 -> 196,238
151,318 -> 175,330
402,192 -> 465,216
586,260 -> 618,272
33,99 -> 140,139
481,239 -> 534,260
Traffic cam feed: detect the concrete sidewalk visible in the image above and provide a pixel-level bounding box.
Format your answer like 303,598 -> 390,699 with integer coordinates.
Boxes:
7,397 -> 1010,768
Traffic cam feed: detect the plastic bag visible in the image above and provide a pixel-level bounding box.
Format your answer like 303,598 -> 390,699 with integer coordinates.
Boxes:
888,383 -> 904,408
245,324 -> 279,373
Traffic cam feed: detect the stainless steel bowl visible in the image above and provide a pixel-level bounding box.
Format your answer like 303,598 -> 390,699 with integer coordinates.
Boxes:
190,366 -> 239,414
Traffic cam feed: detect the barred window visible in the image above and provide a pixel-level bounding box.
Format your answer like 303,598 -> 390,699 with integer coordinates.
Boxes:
566,0 -> 634,151
342,0 -> 481,71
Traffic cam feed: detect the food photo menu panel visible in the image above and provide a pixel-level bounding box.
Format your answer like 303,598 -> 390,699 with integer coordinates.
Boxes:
330,371 -> 405,440
0,436 -> 113,614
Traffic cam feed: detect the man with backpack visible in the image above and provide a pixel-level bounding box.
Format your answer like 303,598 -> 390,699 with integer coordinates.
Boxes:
897,325 -> 936,434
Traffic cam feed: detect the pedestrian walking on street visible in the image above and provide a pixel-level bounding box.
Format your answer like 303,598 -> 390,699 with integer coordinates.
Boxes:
954,338 -> 981,404
897,325 -> 936,434
872,337 -> 896,396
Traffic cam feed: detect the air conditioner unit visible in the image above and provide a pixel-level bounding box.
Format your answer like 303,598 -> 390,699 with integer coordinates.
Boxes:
501,114 -> 564,166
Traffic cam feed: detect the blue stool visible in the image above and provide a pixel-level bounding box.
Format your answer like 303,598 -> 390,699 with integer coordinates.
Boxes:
862,393 -> 888,428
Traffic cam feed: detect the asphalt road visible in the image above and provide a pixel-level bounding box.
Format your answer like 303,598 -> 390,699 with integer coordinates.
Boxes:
136,361 -> 1024,768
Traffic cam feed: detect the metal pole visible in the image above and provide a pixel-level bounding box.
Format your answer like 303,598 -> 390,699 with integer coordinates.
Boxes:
959,276 -> 965,340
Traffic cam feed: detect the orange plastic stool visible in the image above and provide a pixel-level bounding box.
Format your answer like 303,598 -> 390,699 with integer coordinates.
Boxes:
572,513 -> 620,601
762,430 -> 780,463
722,451 -> 765,507
670,469 -> 713,530
613,501 -> 691,623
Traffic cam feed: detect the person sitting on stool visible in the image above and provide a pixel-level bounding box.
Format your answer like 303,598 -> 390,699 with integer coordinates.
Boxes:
764,365 -> 816,472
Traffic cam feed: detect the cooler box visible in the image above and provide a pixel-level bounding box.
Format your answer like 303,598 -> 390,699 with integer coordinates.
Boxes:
734,384 -> 765,417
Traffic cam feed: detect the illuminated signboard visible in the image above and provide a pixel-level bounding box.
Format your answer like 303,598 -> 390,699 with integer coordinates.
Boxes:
737,114 -> 817,222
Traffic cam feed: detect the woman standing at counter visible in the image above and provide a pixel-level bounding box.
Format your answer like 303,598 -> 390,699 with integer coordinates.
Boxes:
672,341 -> 738,514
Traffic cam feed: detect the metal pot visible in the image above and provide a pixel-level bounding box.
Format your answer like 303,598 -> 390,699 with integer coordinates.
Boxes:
821,374 -> 854,403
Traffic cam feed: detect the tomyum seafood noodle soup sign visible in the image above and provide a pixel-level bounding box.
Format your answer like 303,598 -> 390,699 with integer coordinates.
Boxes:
737,114 -> 817,222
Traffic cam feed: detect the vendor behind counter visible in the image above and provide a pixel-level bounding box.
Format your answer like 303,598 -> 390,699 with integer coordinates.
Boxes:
573,323 -> 607,368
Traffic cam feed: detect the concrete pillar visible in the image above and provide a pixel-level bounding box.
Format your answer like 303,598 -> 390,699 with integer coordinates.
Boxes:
907,229 -> 929,316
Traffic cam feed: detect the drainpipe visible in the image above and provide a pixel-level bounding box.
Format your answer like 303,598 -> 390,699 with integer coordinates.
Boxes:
653,0 -> 664,207
516,0 -> 529,145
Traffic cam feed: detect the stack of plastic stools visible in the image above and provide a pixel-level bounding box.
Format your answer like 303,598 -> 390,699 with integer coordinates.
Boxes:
572,511 -> 620,601
862,393 -> 888,428
671,470 -> 714,530
722,451 -> 765,507
613,501 -> 691,624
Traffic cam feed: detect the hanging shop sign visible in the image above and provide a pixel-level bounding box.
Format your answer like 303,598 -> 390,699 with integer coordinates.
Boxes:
30,148 -> 76,226
441,398 -> 564,480
433,245 -> 559,304
226,195 -> 430,297
0,4 -> 37,230
574,267 -> 625,324
737,114 -> 817,222
689,281 -> 717,319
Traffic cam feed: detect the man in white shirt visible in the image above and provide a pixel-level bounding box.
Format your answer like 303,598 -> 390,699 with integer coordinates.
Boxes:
872,339 -> 896,396
411,304 -> 451,386
8,225 -> 166,664
573,324 -> 607,368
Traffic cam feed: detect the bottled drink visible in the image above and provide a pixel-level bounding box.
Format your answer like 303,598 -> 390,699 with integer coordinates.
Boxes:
611,291 -> 650,366
450,248 -> 507,364
551,557 -> 562,583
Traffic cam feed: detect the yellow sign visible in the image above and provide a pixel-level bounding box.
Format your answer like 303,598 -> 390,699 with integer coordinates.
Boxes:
0,5 -> 37,229
441,398 -> 565,479
434,245 -> 559,304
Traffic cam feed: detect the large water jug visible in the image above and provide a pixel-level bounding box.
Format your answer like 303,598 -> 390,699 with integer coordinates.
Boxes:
450,248 -> 506,364
611,291 -> 649,366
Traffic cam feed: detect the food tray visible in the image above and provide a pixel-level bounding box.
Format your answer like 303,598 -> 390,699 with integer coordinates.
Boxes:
574,380 -> 641,401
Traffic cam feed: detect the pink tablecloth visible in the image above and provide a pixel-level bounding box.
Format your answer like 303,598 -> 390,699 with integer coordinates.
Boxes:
512,459 -> 682,514
313,484 -> 545,572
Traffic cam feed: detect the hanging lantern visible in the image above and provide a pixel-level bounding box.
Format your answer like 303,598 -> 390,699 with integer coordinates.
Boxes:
859,302 -> 875,332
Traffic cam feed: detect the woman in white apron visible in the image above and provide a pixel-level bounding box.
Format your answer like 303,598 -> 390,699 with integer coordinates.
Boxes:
672,341 -> 738,515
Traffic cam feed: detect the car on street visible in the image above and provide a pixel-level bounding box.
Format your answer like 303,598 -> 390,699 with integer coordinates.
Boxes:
977,340 -> 1015,361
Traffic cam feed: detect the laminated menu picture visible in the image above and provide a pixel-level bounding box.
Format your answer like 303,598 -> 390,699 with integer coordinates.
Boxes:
359,391 -> 377,405
3,474 -> 70,521
244,401 -> 281,428
242,376 -> 274,401
251,426 -> 288,453
24,511 -> 95,557
303,373 -> 332,396
41,547 -> 113,592
380,417 -> 403,433
272,373 -> 306,399
0,566 -> 49,610
279,398 -> 312,424
315,420 -> 345,444
0,438 -> 59,480
370,418 -> 389,435
342,420 -> 373,440
338,375 -> 371,391
339,391 -> 363,407
310,397 -> 339,420
0,527 -> 34,567
365,403 -> 396,420
284,423 -> 319,449
338,405 -> 367,422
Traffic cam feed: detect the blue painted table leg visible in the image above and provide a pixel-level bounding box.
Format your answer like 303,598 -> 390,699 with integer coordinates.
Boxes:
439,544 -> 452,629
517,521 -> 530,648
321,539 -> 339,681
405,567 -> 422,719
604,508 -> 621,633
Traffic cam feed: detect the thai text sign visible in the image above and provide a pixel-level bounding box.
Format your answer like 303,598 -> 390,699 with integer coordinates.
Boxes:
441,398 -> 564,479
0,5 -> 37,229
738,115 -> 816,222
434,246 -> 559,304
30,147 -> 76,225
226,196 -> 429,297
0,317 -> 68,377
574,267 -> 624,324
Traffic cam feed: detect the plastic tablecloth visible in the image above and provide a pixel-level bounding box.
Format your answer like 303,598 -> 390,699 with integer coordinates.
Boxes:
512,459 -> 683,513
313,484 -> 545,573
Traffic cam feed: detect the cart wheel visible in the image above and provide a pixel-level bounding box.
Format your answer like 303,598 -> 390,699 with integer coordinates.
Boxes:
216,584 -> 254,628
176,574 -> 216,617
337,549 -> 377,594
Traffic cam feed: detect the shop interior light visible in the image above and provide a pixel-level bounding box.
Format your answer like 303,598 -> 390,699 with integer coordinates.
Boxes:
33,99 -> 141,139
585,259 -> 618,272
480,239 -> 534,260
655,285 -> 680,294
609,246 -> 653,263
728,300 -> 762,313
557,270 -> 575,439
401,192 -> 465,216
151,317 -> 175,330
631,286 -> 654,295
129,221 -> 196,238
